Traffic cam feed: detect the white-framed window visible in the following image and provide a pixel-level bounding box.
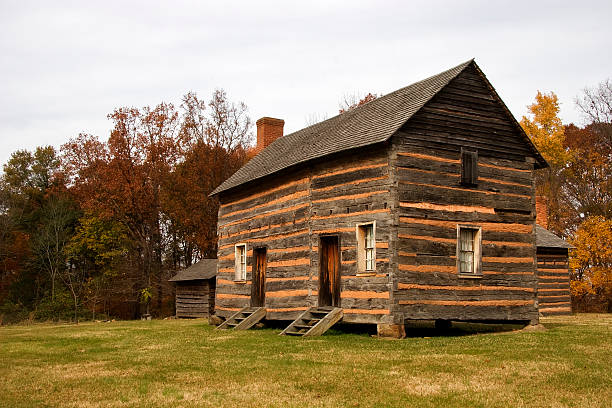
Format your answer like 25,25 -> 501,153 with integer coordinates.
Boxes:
457,226 -> 482,276
235,243 -> 247,281
356,222 -> 376,273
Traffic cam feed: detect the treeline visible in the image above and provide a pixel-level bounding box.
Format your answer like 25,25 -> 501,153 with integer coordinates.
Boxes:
0,90 -> 253,323
521,80 -> 612,312
1,79 -> 611,324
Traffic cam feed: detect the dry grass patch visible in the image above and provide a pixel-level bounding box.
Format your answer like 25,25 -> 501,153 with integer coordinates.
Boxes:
0,315 -> 611,407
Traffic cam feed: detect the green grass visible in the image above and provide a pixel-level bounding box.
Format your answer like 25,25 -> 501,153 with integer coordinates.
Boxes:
0,314 -> 610,407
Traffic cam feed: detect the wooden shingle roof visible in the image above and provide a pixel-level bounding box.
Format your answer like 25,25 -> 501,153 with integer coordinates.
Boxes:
168,259 -> 217,282
536,225 -> 574,249
212,59 -> 546,196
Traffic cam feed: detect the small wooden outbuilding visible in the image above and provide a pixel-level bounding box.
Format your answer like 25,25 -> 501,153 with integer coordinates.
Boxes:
169,259 -> 217,318
535,225 -> 573,316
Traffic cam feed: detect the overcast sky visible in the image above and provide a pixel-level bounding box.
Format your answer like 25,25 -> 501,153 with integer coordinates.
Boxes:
1,0 -> 610,167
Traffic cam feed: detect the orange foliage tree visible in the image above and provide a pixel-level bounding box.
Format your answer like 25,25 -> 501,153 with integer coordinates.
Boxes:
63,103 -> 182,314
61,90 -> 252,316
570,216 -> 612,311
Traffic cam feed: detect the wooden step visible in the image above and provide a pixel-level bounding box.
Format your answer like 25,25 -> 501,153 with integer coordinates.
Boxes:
280,307 -> 343,337
216,307 -> 266,330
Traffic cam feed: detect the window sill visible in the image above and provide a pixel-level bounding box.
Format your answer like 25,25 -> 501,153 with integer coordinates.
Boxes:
233,280 -> 247,284
458,274 -> 483,279
356,272 -> 377,277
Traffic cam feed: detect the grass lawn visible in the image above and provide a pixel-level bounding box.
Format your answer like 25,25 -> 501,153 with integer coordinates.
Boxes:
0,314 -> 610,408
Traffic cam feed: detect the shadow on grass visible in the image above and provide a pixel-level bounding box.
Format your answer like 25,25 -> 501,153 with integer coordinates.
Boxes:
259,319 -> 526,338
403,321 -> 526,337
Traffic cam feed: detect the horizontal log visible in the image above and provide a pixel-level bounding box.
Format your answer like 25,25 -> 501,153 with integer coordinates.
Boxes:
399,299 -> 534,306
312,161 -> 387,180
396,270 -> 537,286
397,167 -> 531,196
399,217 -> 532,233
220,176 -> 308,210
343,308 -> 390,315
312,189 -> 388,204
221,190 -> 309,220
341,290 -> 389,299
313,176 -> 388,193
218,229 -> 309,250
397,283 -> 534,292
398,233 -> 532,248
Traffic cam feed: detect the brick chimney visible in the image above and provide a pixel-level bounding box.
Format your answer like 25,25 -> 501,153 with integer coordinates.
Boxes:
255,117 -> 284,154
535,195 -> 548,228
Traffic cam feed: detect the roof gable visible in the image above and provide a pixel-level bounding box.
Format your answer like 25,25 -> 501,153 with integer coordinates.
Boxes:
212,60 -> 546,196
398,63 -> 548,166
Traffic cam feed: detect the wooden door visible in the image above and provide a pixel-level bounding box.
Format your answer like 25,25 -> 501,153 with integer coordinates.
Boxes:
319,236 -> 341,307
251,247 -> 266,307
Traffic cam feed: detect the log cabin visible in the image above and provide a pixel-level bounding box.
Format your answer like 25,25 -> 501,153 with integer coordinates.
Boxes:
534,197 -> 573,316
169,259 -> 217,318
211,59 -> 552,337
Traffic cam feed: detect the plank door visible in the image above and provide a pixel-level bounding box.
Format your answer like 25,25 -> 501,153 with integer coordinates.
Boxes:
319,236 -> 341,307
251,247 -> 267,307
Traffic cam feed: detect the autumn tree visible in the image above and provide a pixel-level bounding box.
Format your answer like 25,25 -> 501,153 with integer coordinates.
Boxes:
0,146 -> 69,310
162,90 -> 252,266
520,91 -> 573,235
570,216 -> 612,311
563,79 -> 612,311
62,102 -> 183,315
62,90 -> 252,316
564,124 -> 612,224
65,214 -> 131,319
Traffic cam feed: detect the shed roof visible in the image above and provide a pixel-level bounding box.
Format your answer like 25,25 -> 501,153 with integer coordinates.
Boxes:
168,259 -> 217,282
212,59 -> 547,196
536,225 -> 574,249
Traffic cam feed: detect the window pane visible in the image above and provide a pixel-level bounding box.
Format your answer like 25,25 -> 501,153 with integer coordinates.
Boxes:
236,245 -> 246,280
366,248 -> 374,270
459,250 -> 474,273
460,229 -> 474,251
459,228 -> 476,274
365,225 -> 373,248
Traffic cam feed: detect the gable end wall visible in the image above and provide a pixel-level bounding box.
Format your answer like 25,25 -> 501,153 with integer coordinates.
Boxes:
389,66 -> 539,323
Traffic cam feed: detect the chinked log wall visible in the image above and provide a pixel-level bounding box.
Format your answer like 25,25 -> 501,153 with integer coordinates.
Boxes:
391,63 -> 539,323
536,249 -> 572,315
176,281 -> 215,318
216,145 -> 394,323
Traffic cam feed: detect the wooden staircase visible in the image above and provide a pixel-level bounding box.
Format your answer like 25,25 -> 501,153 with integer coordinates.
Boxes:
216,306 -> 266,330
280,306 -> 343,337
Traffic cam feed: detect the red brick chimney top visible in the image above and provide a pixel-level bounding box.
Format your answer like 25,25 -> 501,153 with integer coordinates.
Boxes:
255,117 -> 284,154
536,196 -> 548,229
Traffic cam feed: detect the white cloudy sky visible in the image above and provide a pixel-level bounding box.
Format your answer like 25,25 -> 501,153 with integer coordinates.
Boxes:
1,0 -> 610,166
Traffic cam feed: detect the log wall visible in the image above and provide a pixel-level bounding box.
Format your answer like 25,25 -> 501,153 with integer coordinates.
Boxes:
175,280 -> 215,318
215,63 -> 542,325
536,249 -> 572,315
215,145 -> 394,323
390,64 -> 539,323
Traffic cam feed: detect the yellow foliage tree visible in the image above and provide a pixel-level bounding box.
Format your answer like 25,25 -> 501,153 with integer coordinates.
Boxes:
521,91 -> 572,167
520,91 -> 573,235
569,216 -> 612,311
